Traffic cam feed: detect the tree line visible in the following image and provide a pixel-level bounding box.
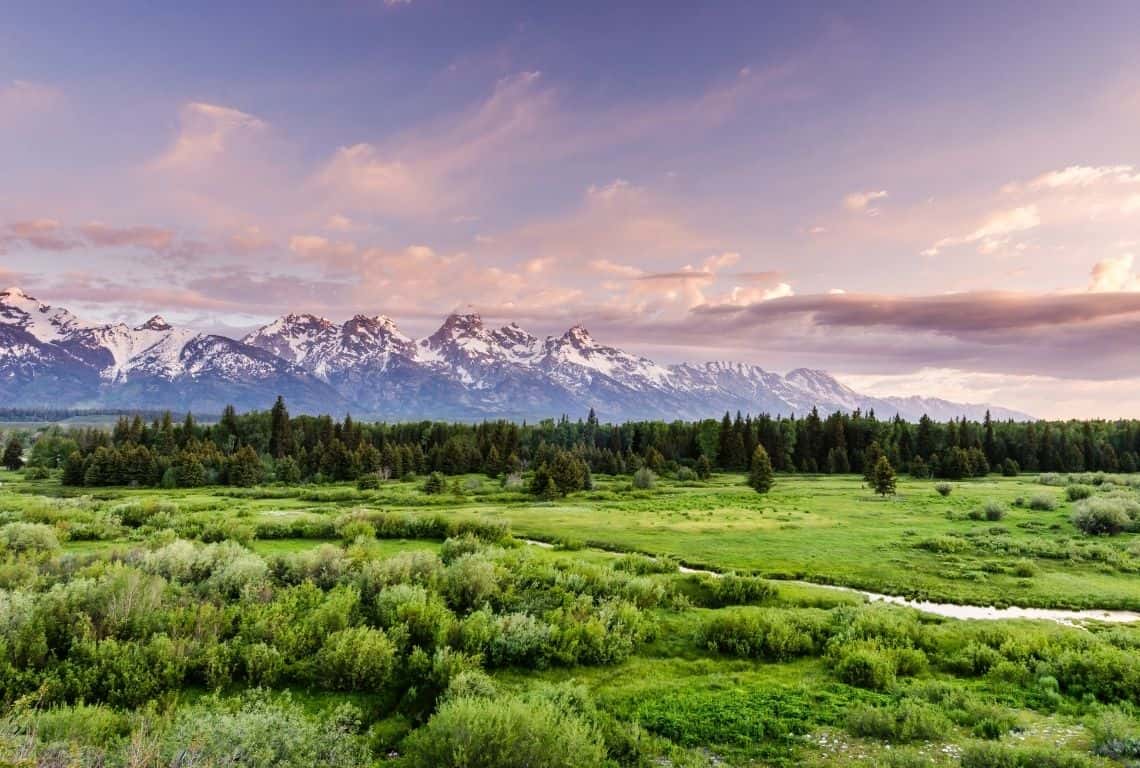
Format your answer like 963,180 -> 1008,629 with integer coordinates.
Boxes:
10,397 -> 1140,488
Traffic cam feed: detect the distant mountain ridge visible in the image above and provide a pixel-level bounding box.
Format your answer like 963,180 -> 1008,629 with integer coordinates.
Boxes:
0,287 -> 1032,421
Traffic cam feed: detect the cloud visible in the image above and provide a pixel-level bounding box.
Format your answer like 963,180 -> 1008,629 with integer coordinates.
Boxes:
843,189 -> 888,212
151,102 -> 267,173
229,226 -> 274,254
1027,164 -> 1140,190
1,219 -> 76,251
923,205 -> 1040,256
325,214 -> 354,232
1089,253 -> 1140,292
288,234 -> 357,262
79,222 -> 174,251
315,71 -> 551,218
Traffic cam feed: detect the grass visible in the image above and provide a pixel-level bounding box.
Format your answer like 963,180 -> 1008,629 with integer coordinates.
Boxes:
2,467 -> 1139,767
6,470 -> 1139,609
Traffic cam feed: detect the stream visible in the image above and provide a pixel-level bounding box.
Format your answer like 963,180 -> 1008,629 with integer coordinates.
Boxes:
520,539 -> 1140,625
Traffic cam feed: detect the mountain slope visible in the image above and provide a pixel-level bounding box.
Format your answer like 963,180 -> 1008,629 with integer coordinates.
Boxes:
0,288 -> 1032,420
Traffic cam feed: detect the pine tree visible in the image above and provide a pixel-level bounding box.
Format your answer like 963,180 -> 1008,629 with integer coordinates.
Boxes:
862,441 -> 884,482
268,396 -> 293,459
695,454 -> 712,480
872,455 -> 897,496
749,444 -> 774,494
2,437 -> 24,471
62,451 -> 87,486
228,445 -> 264,487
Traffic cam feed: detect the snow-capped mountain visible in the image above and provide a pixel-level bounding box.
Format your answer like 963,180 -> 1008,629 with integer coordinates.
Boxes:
0,288 -> 1032,421
0,288 -> 341,413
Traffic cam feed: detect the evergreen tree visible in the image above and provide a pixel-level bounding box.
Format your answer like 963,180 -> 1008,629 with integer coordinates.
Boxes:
695,454 -> 712,480
827,446 -> 850,474
748,444 -> 774,494
62,451 -> 86,486
862,441 -> 884,482
871,455 -> 897,496
269,396 -> 293,459
228,446 -> 264,487
2,437 -> 24,471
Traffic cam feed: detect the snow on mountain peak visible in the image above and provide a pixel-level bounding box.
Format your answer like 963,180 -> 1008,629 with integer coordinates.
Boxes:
136,315 -> 172,332
2,287 -> 31,300
435,312 -> 484,337
562,324 -> 595,347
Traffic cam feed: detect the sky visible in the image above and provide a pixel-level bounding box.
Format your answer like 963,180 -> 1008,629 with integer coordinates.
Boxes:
3,0 -> 1140,418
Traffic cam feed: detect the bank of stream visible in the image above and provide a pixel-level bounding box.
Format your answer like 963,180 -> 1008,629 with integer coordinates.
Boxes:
520,539 -> 1140,625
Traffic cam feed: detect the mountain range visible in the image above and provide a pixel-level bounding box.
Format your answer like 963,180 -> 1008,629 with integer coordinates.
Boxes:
0,287 -> 1031,421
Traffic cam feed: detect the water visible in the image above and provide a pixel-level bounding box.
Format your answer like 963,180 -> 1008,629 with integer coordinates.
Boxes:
522,540 -> 1140,625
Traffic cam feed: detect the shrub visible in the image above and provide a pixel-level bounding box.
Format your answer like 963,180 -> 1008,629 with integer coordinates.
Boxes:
356,474 -> 381,490
1028,493 -> 1058,511
846,701 -> 949,742
24,466 -> 50,480
935,482 -> 953,497
1011,559 -> 1037,577
701,610 -> 819,661
1089,707 -> 1140,762
835,647 -> 896,690
402,693 -> 606,768
316,627 -> 397,691
983,500 -> 1006,521
443,554 -> 500,613
614,553 -> 676,575
1072,498 -> 1132,536
712,573 -> 777,606
1001,458 -> 1020,477
959,743 -> 1093,768
440,533 -> 486,564
423,472 -> 447,494
675,466 -> 697,482
1065,484 -> 1094,501
375,584 -> 454,650
631,467 -> 656,490
161,694 -> 368,768
0,522 -> 60,553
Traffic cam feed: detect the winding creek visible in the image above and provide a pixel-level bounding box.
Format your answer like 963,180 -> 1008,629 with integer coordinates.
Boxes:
520,539 -> 1140,625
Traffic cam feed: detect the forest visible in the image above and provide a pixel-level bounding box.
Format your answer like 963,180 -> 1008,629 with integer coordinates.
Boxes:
7,398 -> 1140,491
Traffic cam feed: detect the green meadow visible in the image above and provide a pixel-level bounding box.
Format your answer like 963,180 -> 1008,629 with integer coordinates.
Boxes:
0,468 -> 1138,767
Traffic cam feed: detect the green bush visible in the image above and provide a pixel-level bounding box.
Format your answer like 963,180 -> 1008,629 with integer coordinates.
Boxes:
1028,493 -> 1058,511
711,573 -> 777,606
423,472 -> 447,494
959,742 -> 1093,768
161,694 -> 368,768
631,467 -> 656,490
356,473 -> 381,490
982,500 -> 1006,521
1072,498 -> 1134,535
845,701 -> 949,742
316,626 -> 397,691
0,521 -> 60,553
402,693 -> 606,768
701,610 -> 820,661
935,482 -> 953,497
834,646 -> 897,690
1088,707 -> 1140,762
1066,484 -> 1094,501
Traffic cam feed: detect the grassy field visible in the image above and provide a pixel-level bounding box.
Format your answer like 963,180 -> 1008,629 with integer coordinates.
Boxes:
0,468 -> 1138,766
15,470 -> 1138,610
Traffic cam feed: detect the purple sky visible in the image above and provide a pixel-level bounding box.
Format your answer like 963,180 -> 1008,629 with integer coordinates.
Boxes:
3,1 -> 1140,417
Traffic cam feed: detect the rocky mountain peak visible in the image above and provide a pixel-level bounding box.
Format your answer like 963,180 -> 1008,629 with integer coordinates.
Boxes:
136,315 -> 172,332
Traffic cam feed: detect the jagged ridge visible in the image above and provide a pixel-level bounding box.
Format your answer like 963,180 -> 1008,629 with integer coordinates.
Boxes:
0,287 -> 1031,420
